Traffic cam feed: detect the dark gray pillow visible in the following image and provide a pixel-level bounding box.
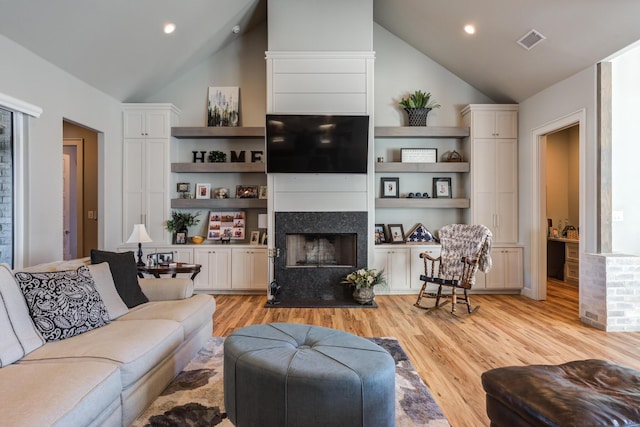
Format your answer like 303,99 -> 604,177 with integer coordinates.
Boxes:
15,266 -> 110,342
90,249 -> 148,308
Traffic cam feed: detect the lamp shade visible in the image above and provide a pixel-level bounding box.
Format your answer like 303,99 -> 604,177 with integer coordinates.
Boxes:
258,214 -> 268,229
126,224 -> 153,243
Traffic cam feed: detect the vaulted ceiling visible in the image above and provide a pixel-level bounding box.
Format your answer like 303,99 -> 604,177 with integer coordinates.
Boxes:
1,0 -> 639,103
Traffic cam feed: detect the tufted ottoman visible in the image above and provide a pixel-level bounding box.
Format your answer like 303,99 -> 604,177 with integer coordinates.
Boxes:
481,359 -> 640,427
223,323 -> 396,427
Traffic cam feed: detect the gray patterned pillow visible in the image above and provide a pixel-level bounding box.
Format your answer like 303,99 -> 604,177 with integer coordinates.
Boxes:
15,265 -> 110,342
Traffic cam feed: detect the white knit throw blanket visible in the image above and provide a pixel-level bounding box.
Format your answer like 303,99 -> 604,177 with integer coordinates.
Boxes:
438,224 -> 493,280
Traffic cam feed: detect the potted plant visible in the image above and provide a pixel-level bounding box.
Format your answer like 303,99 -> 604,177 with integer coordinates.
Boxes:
399,90 -> 441,126
165,211 -> 201,244
341,268 -> 387,305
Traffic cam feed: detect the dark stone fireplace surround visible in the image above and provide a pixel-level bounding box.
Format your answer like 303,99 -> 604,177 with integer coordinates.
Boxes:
273,211 -> 368,307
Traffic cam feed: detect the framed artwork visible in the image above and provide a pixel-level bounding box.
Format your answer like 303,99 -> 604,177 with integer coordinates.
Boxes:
261,232 -> 268,245
196,183 -> 211,199
236,185 -> 258,198
381,177 -> 400,198
259,185 -> 268,199
388,224 -> 405,244
401,148 -> 437,163
175,232 -> 187,245
207,211 -> 245,240
207,86 -> 239,127
374,224 -> 387,244
156,252 -> 174,264
176,182 -> 190,193
433,177 -> 452,199
250,230 -> 261,245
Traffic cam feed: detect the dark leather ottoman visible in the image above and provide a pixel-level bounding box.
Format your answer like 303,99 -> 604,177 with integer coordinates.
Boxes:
481,359 -> 640,427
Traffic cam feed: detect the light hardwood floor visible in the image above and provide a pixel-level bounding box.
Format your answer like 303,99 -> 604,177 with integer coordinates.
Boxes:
212,280 -> 640,427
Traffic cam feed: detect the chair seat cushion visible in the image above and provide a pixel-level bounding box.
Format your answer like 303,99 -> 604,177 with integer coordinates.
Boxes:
482,359 -> 640,427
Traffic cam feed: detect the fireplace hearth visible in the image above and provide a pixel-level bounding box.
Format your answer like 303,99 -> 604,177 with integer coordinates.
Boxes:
271,211 -> 369,307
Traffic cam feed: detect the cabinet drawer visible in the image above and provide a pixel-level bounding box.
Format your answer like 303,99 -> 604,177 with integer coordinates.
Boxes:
566,242 -> 579,261
565,260 -> 579,283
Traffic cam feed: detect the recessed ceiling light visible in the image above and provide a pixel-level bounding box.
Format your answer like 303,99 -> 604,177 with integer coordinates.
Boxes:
464,24 -> 476,35
164,23 -> 176,34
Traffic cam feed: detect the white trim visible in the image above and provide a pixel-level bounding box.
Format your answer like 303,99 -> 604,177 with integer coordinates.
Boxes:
0,92 -> 42,118
13,114 -> 26,268
265,51 -> 376,60
530,109 -> 586,300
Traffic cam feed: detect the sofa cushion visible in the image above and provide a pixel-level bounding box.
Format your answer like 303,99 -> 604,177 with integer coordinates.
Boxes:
0,264 -> 45,367
0,360 -> 121,427
90,249 -> 149,308
120,294 -> 215,338
14,266 -> 110,342
22,319 -> 184,389
87,262 -> 129,320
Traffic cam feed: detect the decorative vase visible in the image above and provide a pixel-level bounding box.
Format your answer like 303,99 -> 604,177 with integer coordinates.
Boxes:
353,287 -> 375,305
405,108 -> 432,126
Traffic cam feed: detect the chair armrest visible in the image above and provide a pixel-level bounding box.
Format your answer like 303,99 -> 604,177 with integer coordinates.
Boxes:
461,256 -> 479,266
419,252 -> 441,262
138,278 -> 194,301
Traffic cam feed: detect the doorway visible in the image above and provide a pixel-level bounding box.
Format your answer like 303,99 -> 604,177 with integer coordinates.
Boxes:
530,109 -> 587,301
63,121 -> 98,259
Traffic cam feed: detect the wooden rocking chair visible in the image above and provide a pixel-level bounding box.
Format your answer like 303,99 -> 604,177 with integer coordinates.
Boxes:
414,224 -> 492,315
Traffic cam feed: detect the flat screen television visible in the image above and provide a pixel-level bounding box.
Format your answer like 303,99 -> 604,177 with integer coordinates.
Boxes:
266,114 -> 369,173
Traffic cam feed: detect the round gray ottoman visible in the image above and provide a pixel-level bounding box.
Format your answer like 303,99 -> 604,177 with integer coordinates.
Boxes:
224,323 -> 396,427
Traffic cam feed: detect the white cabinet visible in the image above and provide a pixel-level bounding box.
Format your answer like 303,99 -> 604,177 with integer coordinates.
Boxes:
194,247 -> 232,291
463,104 -> 518,243
152,246 -> 193,263
470,109 -> 518,139
480,246 -> 523,290
122,104 -> 180,243
231,248 -> 268,290
374,244 -> 441,294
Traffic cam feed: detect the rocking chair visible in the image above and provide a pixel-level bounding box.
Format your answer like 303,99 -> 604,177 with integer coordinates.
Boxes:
414,224 -> 492,315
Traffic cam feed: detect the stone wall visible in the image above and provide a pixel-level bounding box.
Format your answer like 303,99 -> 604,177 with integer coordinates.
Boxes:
0,108 -> 12,266
581,253 -> 640,331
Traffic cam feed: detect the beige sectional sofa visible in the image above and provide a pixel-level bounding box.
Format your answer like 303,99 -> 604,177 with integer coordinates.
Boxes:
0,257 -> 216,427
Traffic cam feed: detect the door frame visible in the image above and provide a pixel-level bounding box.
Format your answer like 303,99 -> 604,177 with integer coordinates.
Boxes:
529,109 -> 586,300
63,138 -> 84,259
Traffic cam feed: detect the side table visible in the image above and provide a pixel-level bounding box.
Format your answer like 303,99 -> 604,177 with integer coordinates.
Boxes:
137,263 -> 202,280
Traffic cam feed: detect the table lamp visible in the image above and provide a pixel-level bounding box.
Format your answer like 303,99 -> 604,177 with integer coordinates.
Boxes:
126,224 -> 153,266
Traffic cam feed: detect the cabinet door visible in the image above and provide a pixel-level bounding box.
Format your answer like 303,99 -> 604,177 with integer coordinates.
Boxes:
145,138 -> 169,242
194,248 -> 231,291
473,139 -> 497,235
123,111 -> 146,138
410,246 -> 441,292
495,139 -> 518,243
472,111 -> 498,138
123,138 -> 146,241
485,247 -> 523,289
231,248 -> 268,290
374,247 -> 410,292
146,111 -> 171,138
495,110 -> 518,138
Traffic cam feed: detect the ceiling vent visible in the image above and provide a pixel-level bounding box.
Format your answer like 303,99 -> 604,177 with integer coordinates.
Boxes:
517,29 -> 546,50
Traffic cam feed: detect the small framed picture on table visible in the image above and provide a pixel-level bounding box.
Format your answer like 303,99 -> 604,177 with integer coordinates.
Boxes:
388,224 -> 405,244
380,177 -> 400,198
374,224 -> 387,244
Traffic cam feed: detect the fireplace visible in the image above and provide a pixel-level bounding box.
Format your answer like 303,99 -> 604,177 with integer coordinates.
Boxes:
273,211 -> 368,307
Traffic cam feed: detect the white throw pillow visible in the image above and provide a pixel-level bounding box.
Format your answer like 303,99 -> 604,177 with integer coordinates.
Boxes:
88,262 -> 129,320
0,264 -> 45,366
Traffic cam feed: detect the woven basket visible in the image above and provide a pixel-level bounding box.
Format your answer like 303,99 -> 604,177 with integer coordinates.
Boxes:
405,108 -> 432,126
567,229 -> 579,240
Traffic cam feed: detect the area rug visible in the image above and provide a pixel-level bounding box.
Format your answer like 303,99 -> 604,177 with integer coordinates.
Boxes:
132,337 -> 450,427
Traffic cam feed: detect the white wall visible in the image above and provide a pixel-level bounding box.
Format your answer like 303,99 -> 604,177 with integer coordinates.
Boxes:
268,0 -> 372,51
0,34 -> 122,266
519,66 -> 597,293
612,45 -> 640,255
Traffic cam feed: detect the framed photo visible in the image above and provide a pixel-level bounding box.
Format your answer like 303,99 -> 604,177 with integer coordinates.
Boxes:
236,185 -> 258,199
250,230 -> 261,245
401,148 -> 437,163
261,232 -> 268,245
176,182 -> 190,193
207,86 -> 239,127
388,224 -> 405,243
156,252 -> 174,264
196,183 -> 211,199
207,211 -> 245,240
374,224 -> 387,244
433,177 -> 452,199
259,185 -> 268,199
175,232 -> 187,245
381,177 -> 400,198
